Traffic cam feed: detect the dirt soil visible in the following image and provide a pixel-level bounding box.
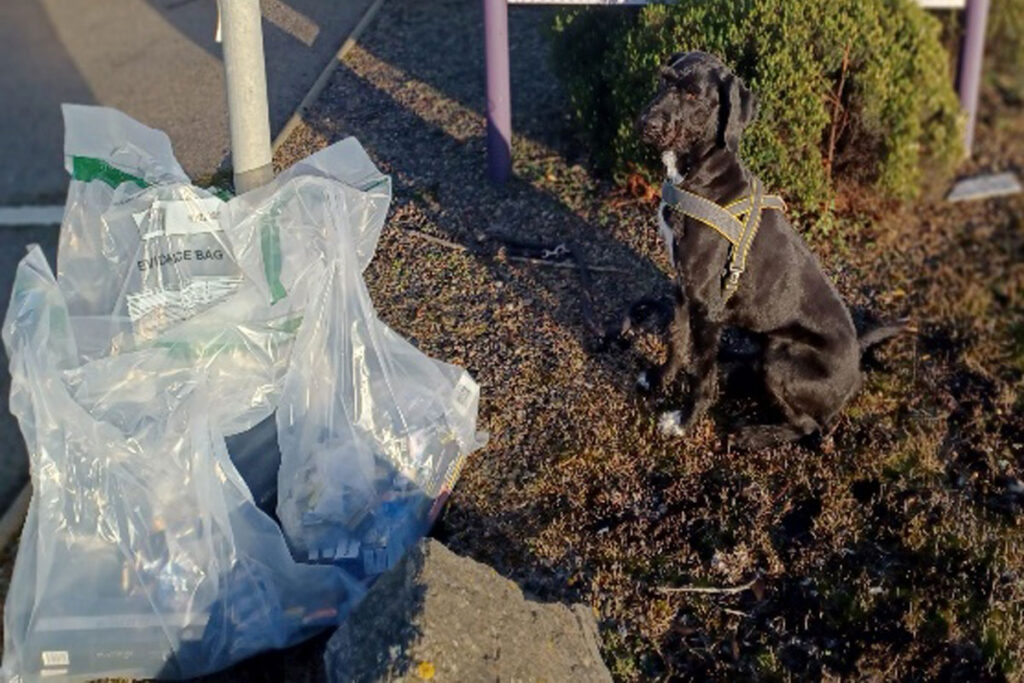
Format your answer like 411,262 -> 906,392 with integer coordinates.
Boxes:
2,0 -> 1021,681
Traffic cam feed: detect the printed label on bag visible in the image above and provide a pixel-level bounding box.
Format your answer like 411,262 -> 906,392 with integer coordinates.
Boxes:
136,247 -> 228,272
41,651 -> 70,667
127,276 -> 243,334
451,373 -> 478,416
133,197 -> 224,240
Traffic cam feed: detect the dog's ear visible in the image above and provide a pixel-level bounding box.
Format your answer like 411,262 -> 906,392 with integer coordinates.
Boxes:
659,65 -> 679,81
718,73 -> 757,152
660,52 -> 688,81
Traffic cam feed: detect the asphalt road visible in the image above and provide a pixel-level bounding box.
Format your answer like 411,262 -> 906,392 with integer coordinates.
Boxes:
0,0 -> 374,204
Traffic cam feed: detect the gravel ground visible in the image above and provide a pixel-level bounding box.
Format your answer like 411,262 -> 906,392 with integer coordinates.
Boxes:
2,0 -> 1021,680
276,0 -> 1024,678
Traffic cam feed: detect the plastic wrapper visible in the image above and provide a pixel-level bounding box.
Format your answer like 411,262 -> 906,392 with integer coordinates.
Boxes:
0,106 -> 485,682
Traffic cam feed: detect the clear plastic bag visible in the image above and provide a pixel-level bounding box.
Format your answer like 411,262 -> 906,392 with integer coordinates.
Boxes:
1,106 -> 484,682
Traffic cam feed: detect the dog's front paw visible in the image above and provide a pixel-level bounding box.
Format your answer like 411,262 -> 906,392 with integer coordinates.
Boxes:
658,409 -> 689,437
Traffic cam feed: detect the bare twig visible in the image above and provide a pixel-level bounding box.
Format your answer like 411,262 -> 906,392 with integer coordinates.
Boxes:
400,228 -> 471,252
506,255 -> 630,274
912,333 -> 919,387
400,228 -> 629,274
399,227 -> 628,339
658,576 -> 760,595
825,42 -> 852,181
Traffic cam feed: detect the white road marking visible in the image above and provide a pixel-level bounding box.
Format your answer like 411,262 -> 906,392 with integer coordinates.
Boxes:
0,206 -> 64,226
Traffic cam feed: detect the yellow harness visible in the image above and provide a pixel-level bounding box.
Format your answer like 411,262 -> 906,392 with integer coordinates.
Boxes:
661,176 -> 786,301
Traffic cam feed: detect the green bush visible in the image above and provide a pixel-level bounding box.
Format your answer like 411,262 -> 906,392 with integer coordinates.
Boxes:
551,0 -> 963,210
989,0 -> 1024,96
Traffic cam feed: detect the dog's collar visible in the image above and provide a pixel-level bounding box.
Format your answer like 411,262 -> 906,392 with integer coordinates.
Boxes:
661,177 -> 786,301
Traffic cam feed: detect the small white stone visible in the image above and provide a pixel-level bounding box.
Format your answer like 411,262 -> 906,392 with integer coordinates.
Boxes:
947,171 -> 1022,202
658,410 -> 686,437
636,372 -> 651,391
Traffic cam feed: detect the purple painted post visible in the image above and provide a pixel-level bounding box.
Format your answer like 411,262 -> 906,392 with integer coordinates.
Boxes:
958,0 -> 991,155
484,0 -> 512,183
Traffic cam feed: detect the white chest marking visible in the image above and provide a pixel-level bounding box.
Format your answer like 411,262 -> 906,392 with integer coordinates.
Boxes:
658,150 -> 684,266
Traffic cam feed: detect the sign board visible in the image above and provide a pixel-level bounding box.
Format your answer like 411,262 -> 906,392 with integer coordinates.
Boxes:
509,0 -> 966,5
508,1 -> 651,4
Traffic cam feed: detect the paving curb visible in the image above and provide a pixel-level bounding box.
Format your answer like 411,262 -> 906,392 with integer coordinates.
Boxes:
272,0 -> 387,152
0,205 -> 65,226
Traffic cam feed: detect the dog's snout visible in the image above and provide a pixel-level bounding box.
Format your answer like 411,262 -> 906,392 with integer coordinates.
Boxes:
636,110 -> 653,138
638,106 -> 668,145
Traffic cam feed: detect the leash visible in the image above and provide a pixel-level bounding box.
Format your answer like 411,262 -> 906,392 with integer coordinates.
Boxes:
398,224 -> 616,348
489,235 -> 607,342
661,176 -> 786,302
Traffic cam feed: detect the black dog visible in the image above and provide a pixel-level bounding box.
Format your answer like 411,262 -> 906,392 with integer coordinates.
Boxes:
630,51 -> 900,450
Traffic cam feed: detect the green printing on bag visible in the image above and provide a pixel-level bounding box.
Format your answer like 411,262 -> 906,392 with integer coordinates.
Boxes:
72,155 -> 286,304
71,156 -> 149,189
71,156 -> 234,200
260,203 -> 287,304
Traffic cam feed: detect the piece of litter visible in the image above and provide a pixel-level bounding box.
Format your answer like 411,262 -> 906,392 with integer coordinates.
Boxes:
946,171 -> 1022,202
416,661 -> 436,680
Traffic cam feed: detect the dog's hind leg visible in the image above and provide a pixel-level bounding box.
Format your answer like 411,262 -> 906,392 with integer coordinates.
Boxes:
730,386 -> 820,450
731,423 -> 809,450
729,340 -> 838,450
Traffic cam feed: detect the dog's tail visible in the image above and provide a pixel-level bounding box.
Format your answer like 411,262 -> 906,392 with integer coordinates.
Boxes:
618,297 -> 674,337
857,319 -> 907,352
596,296 -> 674,352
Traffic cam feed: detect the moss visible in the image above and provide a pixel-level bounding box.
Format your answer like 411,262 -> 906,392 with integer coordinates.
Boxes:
601,627 -> 642,679
754,648 -> 786,680
550,0 -> 963,215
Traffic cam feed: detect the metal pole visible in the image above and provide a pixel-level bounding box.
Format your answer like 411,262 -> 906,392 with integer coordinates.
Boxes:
219,0 -> 274,193
483,0 -> 512,183
958,0 -> 990,156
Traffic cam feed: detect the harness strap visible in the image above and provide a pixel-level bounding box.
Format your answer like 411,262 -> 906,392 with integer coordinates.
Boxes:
661,182 -> 744,245
724,193 -> 787,215
660,176 -> 786,303
722,176 -> 763,301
